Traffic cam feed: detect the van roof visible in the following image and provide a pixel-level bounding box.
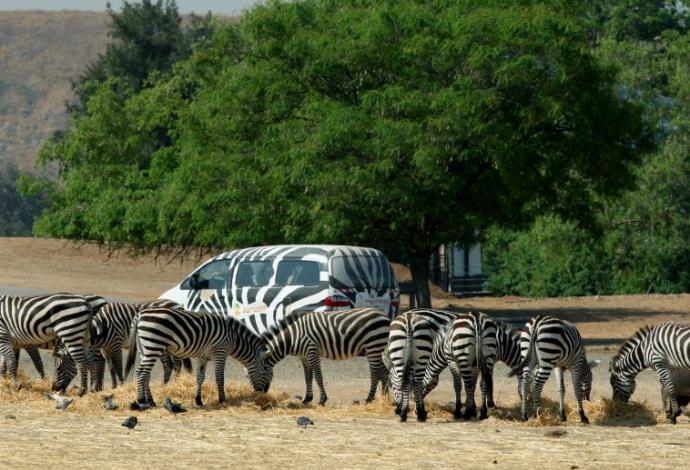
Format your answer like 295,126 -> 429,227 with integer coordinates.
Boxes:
210,244 -> 389,261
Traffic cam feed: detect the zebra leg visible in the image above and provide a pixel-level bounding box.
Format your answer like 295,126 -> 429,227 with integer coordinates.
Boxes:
400,368 -> 412,422
570,365 -> 589,424
308,350 -> 328,406
651,359 -> 681,423
161,354 -> 174,384
89,349 -> 106,392
462,372 -> 478,420
449,362 -> 463,420
413,370 -> 427,422
135,353 -> 158,408
0,328 -> 21,390
520,367 -> 533,421
195,359 -> 208,408
555,367 -> 566,422
112,340 -> 125,387
25,345 -> 46,379
531,366 -> 551,419
61,340 -> 89,396
300,357 -> 314,404
172,356 -> 182,375
365,355 -> 386,402
213,351 -> 227,404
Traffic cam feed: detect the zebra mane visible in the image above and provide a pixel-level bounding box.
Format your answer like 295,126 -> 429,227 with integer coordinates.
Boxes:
611,325 -> 651,372
226,315 -> 267,351
261,310 -> 311,340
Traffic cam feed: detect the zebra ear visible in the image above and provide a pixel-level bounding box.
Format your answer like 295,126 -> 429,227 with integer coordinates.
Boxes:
588,359 -> 601,369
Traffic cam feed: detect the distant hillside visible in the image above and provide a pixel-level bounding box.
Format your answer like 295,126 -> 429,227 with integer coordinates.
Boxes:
0,11 -> 109,172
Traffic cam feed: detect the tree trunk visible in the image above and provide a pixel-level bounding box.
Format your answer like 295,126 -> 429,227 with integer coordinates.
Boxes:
409,251 -> 432,309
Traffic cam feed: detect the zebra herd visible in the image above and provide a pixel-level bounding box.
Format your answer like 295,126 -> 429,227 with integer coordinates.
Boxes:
1,292 -> 690,424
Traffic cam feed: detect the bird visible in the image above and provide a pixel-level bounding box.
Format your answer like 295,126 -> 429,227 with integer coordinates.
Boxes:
103,394 -> 118,411
296,416 -> 314,428
164,397 -> 187,414
122,416 -> 138,430
55,397 -> 74,411
46,392 -> 63,401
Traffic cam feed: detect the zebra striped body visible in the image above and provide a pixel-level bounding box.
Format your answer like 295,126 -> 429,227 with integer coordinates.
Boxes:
388,311 -> 440,422
0,293 -> 95,394
422,313 -> 522,420
54,299 -> 186,391
125,306 -> 269,408
262,308 -> 390,406
610,322 -> 690,423
517,315 -> 597,423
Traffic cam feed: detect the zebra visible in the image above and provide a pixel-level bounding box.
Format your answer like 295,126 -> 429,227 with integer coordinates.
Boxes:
124,305 -> 270,408
387,311 -> 441,422
421,313 -> 523,420
261,308 -> 390,406
513,315 -> 599,423
0,293 -> 96,395
610,322 -> 690,423
52,299 -> 190,391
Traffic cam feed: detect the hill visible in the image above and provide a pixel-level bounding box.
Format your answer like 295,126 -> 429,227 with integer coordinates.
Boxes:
0,11 -> 109,172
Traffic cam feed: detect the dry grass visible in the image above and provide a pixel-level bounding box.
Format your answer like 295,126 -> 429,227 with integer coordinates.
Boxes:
0,372 -> 666,427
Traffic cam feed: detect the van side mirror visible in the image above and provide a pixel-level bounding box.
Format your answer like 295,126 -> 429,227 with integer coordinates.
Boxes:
189,273 -> 201,289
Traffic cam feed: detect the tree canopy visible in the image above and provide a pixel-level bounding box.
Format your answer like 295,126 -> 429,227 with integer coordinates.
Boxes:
33,0 -> 656,305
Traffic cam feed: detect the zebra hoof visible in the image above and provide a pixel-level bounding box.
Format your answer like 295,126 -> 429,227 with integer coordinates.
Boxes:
462,407 -> 476,420
521,413 -> 529,422
318,399 -> 327,406
559,413 -> 567,422
77,388 -> 86,397
480,410 -> 489,420
453,410 -> 462,420
580,416 -> 589,424
302,396 -> 313,405
400,413 -> 408,423
416,411 -> 427,422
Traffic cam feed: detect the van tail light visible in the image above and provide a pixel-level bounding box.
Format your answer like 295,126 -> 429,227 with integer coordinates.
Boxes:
324,296 -> 352,308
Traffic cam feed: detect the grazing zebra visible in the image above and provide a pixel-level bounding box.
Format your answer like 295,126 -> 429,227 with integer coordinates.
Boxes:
0,293 -> 95,395
514,315 -> 599,423
53,299 -> 190,391
388,311 -> 443,422
125,306 -> 270,408
261,308 -> 390,406
421,313 -> 523,420
610,322 -> 690,423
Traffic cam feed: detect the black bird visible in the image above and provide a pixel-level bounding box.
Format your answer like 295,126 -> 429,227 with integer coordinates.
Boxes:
164,397 -> 187,414
103,394 -> 118,411
122,416 -> 138,430
296,416 -> 314,428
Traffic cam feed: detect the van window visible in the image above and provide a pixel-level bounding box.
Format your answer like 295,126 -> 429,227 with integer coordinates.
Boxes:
275,260 -> 320,286
182,259 -> 231,290
330,255 -> 394,290
235,261 -> 274,288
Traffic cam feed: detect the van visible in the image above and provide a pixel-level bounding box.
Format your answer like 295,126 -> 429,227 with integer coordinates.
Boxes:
160,245 -> 400,334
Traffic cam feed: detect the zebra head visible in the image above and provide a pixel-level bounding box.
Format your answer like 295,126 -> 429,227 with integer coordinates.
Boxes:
610,358 -> 636,402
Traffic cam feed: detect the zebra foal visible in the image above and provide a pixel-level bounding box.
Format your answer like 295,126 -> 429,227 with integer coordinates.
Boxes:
125,305 -> 269,408
261,308 -> 390,406
513,315 -> 599,423
610,322 -> 690,423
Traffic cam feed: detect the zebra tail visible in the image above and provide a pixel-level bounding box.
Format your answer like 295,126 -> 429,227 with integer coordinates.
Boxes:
182,358 -> 193,374
508,325 -> 536,377
401,315 -> 414,393
124,318 -> 138,380
475,317 -> 489,379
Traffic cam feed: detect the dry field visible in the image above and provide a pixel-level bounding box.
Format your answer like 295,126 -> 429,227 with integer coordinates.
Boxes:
2,237 -> 690,469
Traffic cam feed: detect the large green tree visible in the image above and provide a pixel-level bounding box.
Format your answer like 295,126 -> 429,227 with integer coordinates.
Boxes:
37,0 -> 651,306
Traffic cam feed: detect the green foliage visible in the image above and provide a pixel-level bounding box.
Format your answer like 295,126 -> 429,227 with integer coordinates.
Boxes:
71,0 -> 214,113
0,165 -> 48,236
483,216 -> 607,297
34,0 -> 653,303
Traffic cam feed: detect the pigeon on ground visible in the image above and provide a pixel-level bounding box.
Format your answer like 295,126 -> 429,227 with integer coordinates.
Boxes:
164,397 -> 187,414
122,416 -> 138,430
296,416 -> 314,428
103,394 -> 118,411
55,397 -> 74,411
46,392 -> 63,401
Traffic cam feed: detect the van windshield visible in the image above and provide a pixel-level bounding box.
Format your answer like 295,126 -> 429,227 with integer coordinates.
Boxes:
330,255 -> 395,290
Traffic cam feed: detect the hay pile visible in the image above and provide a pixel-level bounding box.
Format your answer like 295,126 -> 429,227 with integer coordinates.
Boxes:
0,373 -> 668,426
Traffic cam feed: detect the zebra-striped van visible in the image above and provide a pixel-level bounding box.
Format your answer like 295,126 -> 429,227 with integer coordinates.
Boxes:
159,245 -> 400,334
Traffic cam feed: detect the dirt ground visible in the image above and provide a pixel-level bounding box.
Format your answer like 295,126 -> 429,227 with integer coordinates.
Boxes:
2,237 -> 690,469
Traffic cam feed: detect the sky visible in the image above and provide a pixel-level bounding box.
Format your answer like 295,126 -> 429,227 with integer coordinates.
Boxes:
0,0 -> 260,15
